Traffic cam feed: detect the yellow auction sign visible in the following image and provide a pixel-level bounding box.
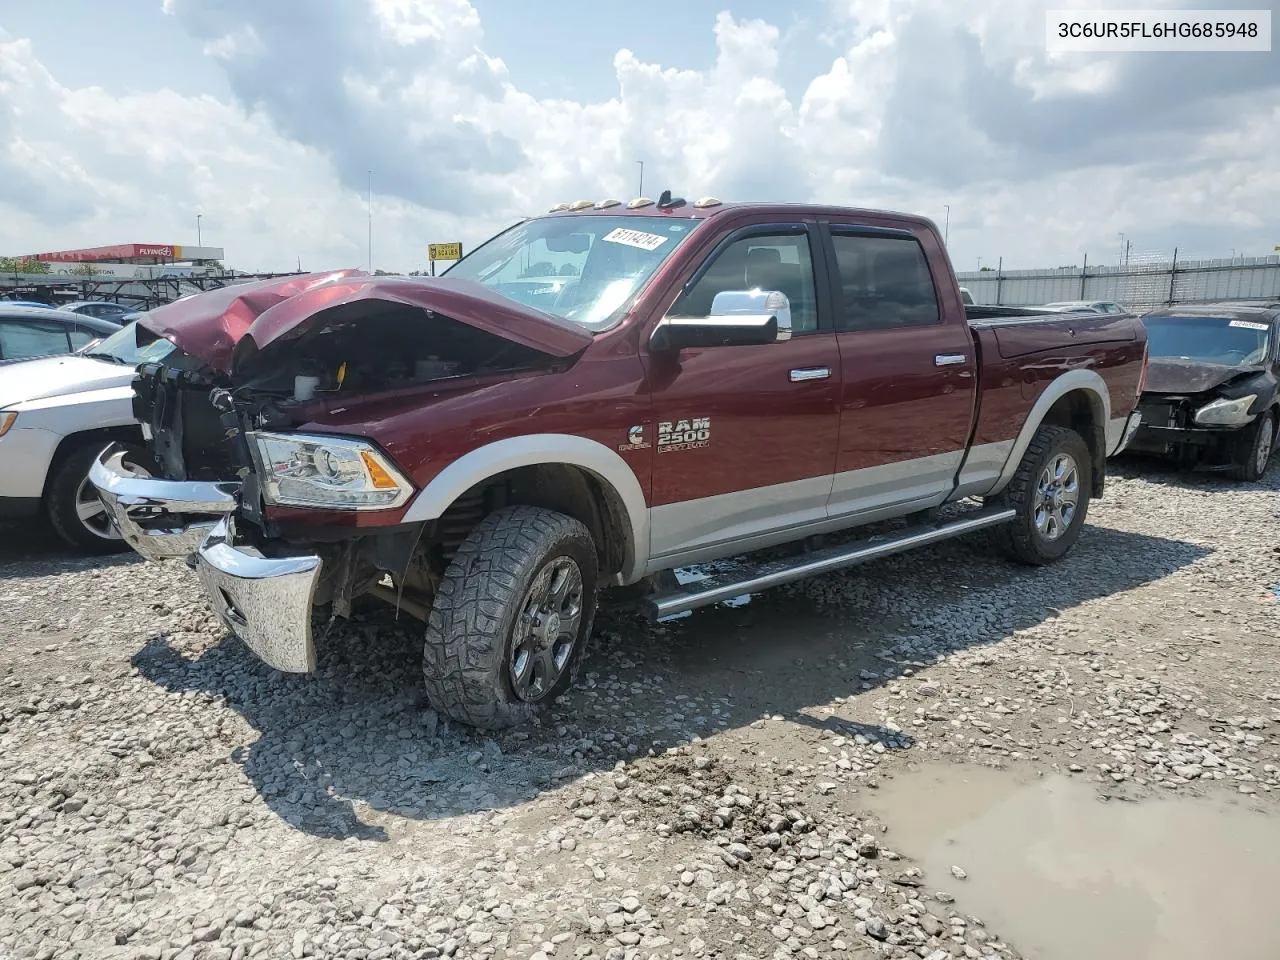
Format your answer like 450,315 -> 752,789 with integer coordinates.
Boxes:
428,242 -> 463,262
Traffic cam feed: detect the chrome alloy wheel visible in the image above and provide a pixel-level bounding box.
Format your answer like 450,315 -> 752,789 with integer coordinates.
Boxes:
1254,417 -> 1274,476
1033,452 -> 1079,541
74,454 -> 150,541
509,556 -> 584,702
73,475 -> 123,541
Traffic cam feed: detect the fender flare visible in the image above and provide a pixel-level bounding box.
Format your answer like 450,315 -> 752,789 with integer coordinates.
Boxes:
988,370 -> 1110,495
399,433 -> 650,584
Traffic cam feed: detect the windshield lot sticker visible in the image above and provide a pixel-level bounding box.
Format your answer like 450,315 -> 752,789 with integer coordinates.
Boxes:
602,227 -> 669,252
1229,319 -> 1270,331
657,418 -> 711,452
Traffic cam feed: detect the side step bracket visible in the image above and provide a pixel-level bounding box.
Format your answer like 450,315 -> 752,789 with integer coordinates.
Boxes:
643,506 -> 1015,620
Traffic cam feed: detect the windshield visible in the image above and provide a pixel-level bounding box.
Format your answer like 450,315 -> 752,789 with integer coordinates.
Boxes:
83,319 -> 176,365
1145,316 -> 1271,365
443,215 -> 699,331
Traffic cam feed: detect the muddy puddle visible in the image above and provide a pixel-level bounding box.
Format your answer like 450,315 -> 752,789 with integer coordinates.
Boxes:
865,762 -> 1280,960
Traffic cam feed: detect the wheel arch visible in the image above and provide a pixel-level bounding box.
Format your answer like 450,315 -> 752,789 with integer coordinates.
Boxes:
43,425 -> 146,499
989,371 -> 1110,499
400,434 -> 650,584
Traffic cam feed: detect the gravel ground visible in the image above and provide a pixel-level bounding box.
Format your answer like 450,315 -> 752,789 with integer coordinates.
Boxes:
1,458 -> 1278,960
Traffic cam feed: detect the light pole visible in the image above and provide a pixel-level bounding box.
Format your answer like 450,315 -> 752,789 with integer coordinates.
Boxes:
367,170 -> 373,273
1117,232 -> 1126,266
943,204 -> 950,246
196,214 -> 202,248
976,256 -> 982,271
636,160 -> 644,198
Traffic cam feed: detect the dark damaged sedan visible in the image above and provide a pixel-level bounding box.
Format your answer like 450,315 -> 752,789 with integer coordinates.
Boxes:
1129,303 -> 1280,479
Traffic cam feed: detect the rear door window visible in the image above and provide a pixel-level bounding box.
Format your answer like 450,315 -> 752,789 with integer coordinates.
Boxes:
828,232 -> 940,331
0,319 -> 72,360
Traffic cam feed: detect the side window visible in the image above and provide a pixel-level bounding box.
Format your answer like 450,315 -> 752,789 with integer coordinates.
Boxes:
68,325 -> 99,349
669,233 -> 819,334
829,233 -> 940,331
0,319 -> 72,360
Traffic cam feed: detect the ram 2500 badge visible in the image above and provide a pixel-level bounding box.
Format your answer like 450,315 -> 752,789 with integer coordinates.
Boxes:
91,194 -> 1148,729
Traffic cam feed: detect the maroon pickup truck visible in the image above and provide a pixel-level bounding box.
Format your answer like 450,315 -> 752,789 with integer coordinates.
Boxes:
90,195 -> 1147,728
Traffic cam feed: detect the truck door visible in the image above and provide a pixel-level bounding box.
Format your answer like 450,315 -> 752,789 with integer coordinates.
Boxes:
823,223 -> 978,519
643,222 -> 842,567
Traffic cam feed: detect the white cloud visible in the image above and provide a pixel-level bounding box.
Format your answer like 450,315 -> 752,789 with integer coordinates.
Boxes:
0,0 -> 1277,275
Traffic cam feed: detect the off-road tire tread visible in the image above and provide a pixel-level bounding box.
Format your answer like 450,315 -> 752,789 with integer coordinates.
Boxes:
422,505 -> 597,730
989,424 -> 1091,566
46,441 -> 136,554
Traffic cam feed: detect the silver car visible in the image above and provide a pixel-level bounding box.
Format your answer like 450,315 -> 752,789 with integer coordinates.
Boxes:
58,300 -> 137,324
1043,300 -> 1129,315
0,319 -> 170,551
0,305 -> 120,363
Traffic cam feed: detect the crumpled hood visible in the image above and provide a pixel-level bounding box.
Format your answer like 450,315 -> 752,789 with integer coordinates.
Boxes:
0,354 -> 136,410
139,270 -> 594,375
1143,357 -> 1266,395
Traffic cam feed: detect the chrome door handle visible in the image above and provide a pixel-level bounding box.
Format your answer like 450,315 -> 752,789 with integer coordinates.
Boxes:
790,367 -> 831,382
935,354 -> 967,367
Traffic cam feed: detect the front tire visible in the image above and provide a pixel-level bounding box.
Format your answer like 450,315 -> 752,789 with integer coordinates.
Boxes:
988,424 -> 1092,565
1230,410 -> 1274,482
422,506 -> 598,730
46,441 -> 147,553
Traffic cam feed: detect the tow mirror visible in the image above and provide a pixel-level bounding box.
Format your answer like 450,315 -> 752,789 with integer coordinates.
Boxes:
650,290 -> 793,351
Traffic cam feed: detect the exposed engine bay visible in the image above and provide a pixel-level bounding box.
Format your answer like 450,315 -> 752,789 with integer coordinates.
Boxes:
232,300 -> 557,407
128,300 -> 575,621
133,301 -> 563,485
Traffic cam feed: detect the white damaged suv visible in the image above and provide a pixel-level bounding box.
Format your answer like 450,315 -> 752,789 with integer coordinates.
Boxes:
0,319 -> 169,551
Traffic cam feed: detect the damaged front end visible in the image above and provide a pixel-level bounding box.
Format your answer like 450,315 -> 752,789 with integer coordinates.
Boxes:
92,446 -> 324,670
1130,359 -> 1275,470
90,272 -> 588,672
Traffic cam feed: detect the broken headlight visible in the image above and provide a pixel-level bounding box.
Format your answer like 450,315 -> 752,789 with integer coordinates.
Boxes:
1193,394 -> 1257,426
249,432 -> 413,510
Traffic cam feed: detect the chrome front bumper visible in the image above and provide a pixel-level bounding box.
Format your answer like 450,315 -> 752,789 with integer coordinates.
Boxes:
90,445 -> 323,673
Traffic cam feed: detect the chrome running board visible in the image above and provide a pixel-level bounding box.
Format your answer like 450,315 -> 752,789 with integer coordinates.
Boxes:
643,507 -> 1016,620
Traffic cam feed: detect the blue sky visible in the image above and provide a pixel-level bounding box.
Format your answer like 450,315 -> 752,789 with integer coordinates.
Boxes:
3,1 -> 827,105
0,1 -> 1276,272
470,0 -> 827,101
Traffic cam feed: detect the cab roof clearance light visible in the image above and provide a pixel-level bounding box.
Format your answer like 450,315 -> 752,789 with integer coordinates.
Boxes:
546,195 -> 712,212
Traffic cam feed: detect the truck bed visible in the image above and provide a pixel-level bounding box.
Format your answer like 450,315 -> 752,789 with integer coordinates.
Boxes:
966,306 -> 1141,360
966,304 -> 1073,322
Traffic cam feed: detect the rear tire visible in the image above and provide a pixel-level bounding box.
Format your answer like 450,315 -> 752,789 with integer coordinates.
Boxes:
422,506 -> 598,730
1230,410 -> 1274,482
46,441 -> 146,553
987,424 -> 1092,566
